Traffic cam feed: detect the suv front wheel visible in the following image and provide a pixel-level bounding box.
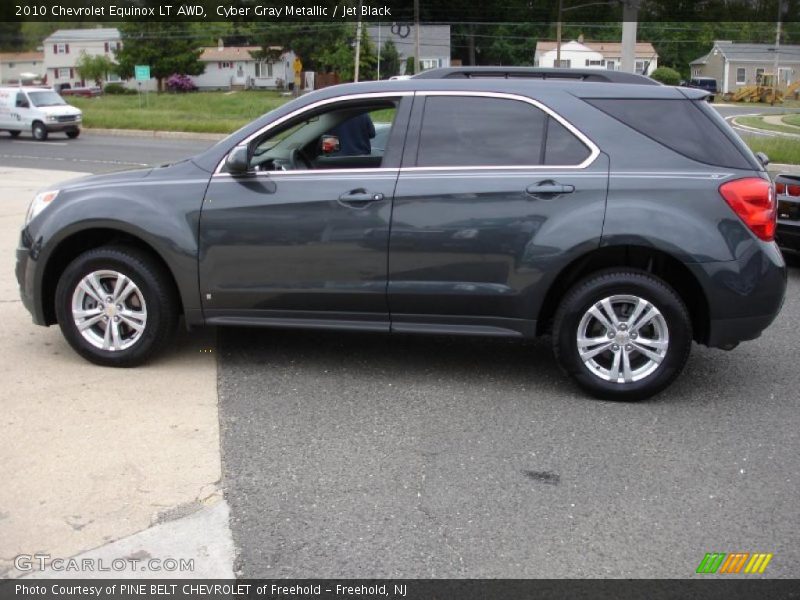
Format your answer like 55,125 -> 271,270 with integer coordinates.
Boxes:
55,246 -> 177,367
553,270 -> 692,401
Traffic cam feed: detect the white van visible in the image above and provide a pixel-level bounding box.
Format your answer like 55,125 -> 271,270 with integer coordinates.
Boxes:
0,86 -> 82,141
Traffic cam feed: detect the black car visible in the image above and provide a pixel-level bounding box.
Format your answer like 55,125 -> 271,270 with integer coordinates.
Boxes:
16,68 -> 786,400
776,173 -> 800,253
685,77 -> 719,101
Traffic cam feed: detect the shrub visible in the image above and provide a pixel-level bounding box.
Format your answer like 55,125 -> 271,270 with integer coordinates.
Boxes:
650,67 -> 681,86
104,82 -> 134,95
165,73 -> 198,93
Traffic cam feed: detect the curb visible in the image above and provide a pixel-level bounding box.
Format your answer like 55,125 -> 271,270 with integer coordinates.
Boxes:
83,128 -> 228,141
730,116 -> 800,139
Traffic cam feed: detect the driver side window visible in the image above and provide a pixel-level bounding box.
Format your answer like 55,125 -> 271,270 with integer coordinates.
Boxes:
247,100 -> 399,173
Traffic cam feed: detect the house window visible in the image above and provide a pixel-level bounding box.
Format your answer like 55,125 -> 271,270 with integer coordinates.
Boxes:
736,68 -> 746,84
554,59 -> 571,68
635,60 -> 649,74
57,68 -> 70,79
218,62 -> 233,69
420,58 -> 442,71
8,63 -> 14,68
255,62 -> 273,78
55,43 -> 68,54
606,60 -> 616,70
586,59 -> 605,67
755,68 -> 765,83
106,72 -> 121,83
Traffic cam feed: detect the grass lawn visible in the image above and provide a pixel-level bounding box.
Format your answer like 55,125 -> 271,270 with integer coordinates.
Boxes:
783,114 -> 800,127
67,91 -> 292,134
744,137 -> 800,165
736,116 -> 800,135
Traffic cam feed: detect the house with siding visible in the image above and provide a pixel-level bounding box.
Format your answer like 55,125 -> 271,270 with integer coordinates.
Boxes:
194,43 -> 294,90
690,41 -> 800,94
0,51 -> 45,84
366,24 -> 451,75
43,28 -> 122,90
534,38 -> 658,75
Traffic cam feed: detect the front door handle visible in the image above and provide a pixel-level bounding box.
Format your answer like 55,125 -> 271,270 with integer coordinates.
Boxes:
525,181 -> 575,198
338,189 -> 384,208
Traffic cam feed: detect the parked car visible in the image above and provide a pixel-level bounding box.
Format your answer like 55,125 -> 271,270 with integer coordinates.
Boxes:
16,67 -> 786,400
684,77 -> 718,102
59,86 -> 102,98
0,86 -> 82,140
775,173 -> 800,253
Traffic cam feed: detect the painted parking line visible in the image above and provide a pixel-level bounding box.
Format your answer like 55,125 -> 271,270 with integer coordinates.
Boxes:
0,153 -> 148,167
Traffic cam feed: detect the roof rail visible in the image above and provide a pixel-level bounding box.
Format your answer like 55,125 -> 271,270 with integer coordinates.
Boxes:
413,67 -> 661,86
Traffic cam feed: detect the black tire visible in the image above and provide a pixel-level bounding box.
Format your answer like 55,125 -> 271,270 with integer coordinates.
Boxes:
9,130 -> 21,138
32,122 -> 48,141
66,129 -> 80,139
55,246 -> 178,367
553,269 -> 692,401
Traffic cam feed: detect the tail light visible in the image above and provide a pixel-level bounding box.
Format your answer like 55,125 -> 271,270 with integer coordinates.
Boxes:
719,177 -> 776,241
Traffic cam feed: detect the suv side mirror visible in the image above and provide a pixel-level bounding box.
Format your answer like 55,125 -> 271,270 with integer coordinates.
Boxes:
226,145 -> 250,174
755,151 -> 770,168
320,135 -> 340,154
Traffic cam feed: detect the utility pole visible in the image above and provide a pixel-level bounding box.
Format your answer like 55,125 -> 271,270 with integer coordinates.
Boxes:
620,0 -> 639,73
354,1 -> 363,82
556,0 -> 563,67
377,22 -> 381,80
414,0 -> 420,74
771,0 -> 783,105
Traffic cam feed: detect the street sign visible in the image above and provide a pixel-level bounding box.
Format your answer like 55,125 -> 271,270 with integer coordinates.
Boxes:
134,65 -> 151,81
293,58 -> 303,74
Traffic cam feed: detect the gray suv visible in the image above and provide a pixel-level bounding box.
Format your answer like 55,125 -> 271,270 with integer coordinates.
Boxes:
16,68 -> 786,400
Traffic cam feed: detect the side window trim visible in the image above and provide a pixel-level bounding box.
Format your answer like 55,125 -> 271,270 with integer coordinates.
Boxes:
214,92 -> 414,176
402,91 -> 599,171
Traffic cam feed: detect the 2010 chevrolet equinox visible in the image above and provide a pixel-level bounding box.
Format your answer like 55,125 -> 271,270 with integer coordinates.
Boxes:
16,68 -> 787,400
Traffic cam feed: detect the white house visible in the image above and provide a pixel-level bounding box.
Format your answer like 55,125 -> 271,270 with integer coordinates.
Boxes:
366,24 -> 451,75
194,43 -> 294,90
534,38 -> 658,75
0,51 -> 45,84
43,28 -> 122,89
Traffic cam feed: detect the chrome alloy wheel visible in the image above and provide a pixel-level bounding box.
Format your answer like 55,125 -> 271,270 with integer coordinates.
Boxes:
576,295 -> 669,384
71,270 -> 147,351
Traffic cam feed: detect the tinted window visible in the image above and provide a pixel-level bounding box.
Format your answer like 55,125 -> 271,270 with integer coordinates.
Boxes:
417,96 -> 546,167
544,118 -> 591,165
585,98 -> 753,170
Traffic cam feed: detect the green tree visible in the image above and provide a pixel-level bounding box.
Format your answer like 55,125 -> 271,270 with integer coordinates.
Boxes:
114,22 -> 204,92
405,56 -> 416,76
378,40 -> 401,79
76,53 -> 116,86
650,66 -> 681,85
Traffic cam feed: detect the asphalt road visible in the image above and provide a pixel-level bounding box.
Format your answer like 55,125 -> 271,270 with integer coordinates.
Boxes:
218,260 -> 800,578
0,131 -> 214,173
715,105 -> 800,139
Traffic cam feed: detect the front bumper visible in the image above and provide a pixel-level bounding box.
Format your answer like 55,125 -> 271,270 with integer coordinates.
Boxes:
16,230 -> 47,326
44,120 -> 81,132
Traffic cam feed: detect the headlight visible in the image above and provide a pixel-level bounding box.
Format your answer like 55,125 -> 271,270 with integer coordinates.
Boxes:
25,190 -> 59,224
46,115 -> 58,122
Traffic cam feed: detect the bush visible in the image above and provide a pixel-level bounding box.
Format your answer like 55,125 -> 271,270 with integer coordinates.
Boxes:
165,73 -> 198,93
405,56 -> 415,76
104,83 -> 134,95
650,67 -> 681,86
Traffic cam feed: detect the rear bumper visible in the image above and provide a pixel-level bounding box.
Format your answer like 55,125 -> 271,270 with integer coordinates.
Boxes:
689,241 -> 786,348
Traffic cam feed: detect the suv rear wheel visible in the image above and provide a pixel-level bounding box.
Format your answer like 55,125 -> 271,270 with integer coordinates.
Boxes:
55,246 -> 177,367
553,270 -> 692,400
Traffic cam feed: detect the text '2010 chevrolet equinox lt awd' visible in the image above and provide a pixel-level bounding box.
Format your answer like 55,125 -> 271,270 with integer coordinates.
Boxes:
16,68 -> 787,400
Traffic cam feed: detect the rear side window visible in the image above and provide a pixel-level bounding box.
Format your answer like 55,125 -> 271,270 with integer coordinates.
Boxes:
416,95 -> 592,168
417,96 -> 545,167
585,98 -> 752,170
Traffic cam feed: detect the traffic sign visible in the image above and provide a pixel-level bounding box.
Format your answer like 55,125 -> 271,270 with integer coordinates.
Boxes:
134,65 -> 151,81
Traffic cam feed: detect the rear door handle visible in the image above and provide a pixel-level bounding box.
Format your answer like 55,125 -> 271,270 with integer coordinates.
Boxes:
525,181 -> 575,198
338,189 -> 384,207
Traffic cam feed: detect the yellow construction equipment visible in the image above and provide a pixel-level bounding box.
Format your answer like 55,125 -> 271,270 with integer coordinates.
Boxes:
730,73 -> 792,104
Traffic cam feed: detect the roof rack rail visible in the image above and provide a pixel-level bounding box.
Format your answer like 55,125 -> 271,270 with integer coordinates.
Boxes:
412,67 -> 661,86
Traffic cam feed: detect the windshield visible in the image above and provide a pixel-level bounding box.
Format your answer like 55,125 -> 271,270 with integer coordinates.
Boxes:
28,91 -> 67,107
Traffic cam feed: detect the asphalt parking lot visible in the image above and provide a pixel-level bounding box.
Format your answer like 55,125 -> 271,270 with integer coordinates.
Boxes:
219,260 -> 799,578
